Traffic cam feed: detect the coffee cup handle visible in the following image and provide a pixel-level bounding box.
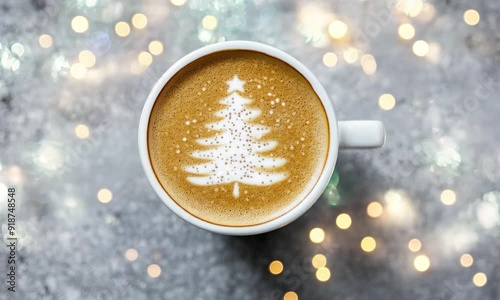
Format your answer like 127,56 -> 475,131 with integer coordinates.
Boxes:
338,121 -> 385,149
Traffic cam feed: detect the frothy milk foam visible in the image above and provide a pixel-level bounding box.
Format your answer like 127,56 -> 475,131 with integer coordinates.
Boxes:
148,50 -> 329,226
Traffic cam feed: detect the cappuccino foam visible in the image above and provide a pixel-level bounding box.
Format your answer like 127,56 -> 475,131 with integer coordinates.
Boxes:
148,50 -> 329,226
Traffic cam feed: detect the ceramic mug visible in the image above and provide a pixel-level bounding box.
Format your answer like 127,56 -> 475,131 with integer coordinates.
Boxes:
138,41 -> 385,235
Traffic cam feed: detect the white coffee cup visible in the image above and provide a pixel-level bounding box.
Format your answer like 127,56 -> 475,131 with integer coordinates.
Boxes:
138,41 -> 385,235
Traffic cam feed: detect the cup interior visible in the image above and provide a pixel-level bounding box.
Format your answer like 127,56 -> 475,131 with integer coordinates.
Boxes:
138,41 -> 339,235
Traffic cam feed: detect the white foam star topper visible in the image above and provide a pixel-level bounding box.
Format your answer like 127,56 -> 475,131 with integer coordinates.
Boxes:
226,75 -> 246,93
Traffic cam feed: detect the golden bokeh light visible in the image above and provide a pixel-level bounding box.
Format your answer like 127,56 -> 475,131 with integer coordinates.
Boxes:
414,254 -> 430,272
384,190 -> 401,204
322,52 -> 338,67
124,248 -> 139,261
408,238 -> 422,252
202,15 -> 218,30
97,188 -> 113,203
361,236 -> 377,252
403,0 -> 423,17
79,50 -> 96,68
367,201 -> 383,218
460,254 -> 473,268
463,9 -> 480,26
309,228 -> 325,243
115,21 -> 131,37
316,267 -> 331,282
420,3 -> 436,22
70,63 -> 87,80
360,54 -> 377,75
472,272 -> 487,287
412,40 -> 429,57
75,124 -> 90,139
269,260 -> 284,275
170,0 -> 186,6
426,42 -> 441,63
138,51 -> 153,67
378,93 -> 396,110
398,23 -> 415,40
440,189 -> 456,206
147,264 -> 162,278
39,34 -> 53,48
312,254 -> 327,268
149,40 -> 164,56
71,16 -> 89,33
336,213 -> 352,230
328,20 -> 348,39
343,47 -> 358,64
11,43 -> 24,57
132,13 -> 148,29
283,291 -> 298,300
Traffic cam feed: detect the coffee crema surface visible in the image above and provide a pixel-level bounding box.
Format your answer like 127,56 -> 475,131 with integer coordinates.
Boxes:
148,50 -> 329,226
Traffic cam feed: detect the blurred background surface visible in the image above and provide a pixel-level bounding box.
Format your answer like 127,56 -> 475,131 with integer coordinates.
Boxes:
1,0 -> 500,299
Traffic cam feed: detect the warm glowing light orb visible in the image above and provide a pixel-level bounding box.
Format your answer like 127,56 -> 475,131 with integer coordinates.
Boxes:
413,40 -> 429,57
79,50 -> 96,68
464,10 -> 480,26
170,0 -> 186,6
149,41 -> 164,56
343,48 -> 358,64
440,189 -> 456,205
322,52 -> 338,67
138,51 -> 153,67
147,264 -> 162,278
336,213 -> 352,229
312,254 -> 327,268
398,23 -> 415,40
39,34 -> 53,48
361,236 -> 376,252
71,16 -> 89,33
132,13 -> 148,29
414,254 -> 430,272
202,15 -> 218,30
309,228 -> 325,243
360,54 -> 377,75
316,267 -> 331,282
367,201 -> 383,218
472,272 -> 487,287
283,291 -> 298,300
378,93 -> 396,110
408,238 -> 422,252
115,22 -> 131,37
70,63 -> 87,80
269,260 -> 284,275
75,124 -> 90,139
328,20 -> 348,39
125,248 -> 139,261
97,188 -> 113,203
460,254 -> 473,268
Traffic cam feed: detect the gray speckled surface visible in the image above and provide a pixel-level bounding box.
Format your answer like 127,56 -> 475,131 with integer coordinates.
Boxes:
1,0 -> 500,299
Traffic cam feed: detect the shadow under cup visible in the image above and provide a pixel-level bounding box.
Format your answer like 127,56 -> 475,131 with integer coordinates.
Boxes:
139,42 -> 339,235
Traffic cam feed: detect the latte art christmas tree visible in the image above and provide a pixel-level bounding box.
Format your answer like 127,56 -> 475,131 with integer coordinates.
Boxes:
184,75 -> 288,198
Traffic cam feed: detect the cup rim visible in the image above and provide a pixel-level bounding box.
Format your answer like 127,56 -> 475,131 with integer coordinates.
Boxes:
138,41 -> 338,235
